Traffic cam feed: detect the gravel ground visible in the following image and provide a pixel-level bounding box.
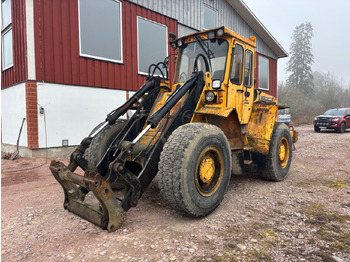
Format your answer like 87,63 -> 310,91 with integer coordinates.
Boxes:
1,125 -> 350,262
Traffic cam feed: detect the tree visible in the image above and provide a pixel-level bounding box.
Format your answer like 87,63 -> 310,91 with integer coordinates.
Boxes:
278,72 -> 350,124
286,22 -> 314,95
313,71 -> 350,110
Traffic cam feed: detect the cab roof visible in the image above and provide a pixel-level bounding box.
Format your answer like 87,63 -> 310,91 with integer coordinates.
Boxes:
179,27 -> 257,48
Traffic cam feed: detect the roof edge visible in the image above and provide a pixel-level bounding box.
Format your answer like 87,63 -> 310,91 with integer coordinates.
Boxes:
227,0 -> 288,58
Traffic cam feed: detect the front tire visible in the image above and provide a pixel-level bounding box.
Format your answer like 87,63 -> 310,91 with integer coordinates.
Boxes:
314,125 -> 320,132
84,120 -> 127,173
260,123 -> 293,181
157,123 -> 231,217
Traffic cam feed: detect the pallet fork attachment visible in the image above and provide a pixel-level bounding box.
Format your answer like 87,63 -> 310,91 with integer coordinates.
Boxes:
50,160 -> 126,232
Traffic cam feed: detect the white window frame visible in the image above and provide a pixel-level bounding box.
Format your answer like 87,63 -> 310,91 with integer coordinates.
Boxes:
2,27 -> 13,71
258,56 -> 269,91
2,0 -> 13,71
137,16 -> 168,76
2,0 -> 12,30
203,4 -> 217,30
78,0 -> 123,63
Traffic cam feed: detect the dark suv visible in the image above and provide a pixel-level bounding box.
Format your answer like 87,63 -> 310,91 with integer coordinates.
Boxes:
314,108 -> 350,133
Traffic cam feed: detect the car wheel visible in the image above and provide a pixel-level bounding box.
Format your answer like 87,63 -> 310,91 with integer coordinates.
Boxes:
314,125 -> 320,132
337,122 -> 346,133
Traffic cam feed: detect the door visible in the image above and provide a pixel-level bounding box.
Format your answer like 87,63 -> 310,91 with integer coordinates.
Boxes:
227,43 -> 254,124
241,49 -> 254,123
227,43 -> 244,122
346,110 -> 350,127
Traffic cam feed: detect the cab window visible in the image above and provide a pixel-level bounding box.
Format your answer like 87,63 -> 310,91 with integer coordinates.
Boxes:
175,38 -> 228,83
230,44 -> 243,84
244,50 -> 253,88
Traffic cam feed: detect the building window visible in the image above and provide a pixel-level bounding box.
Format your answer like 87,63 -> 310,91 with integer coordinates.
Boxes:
258,56 -> 269,91
203,5 -> 216,30
2,29 -> 13,70
2,0 -> 11,29
2,0 -> 13,71
79,0 -> 122,63
137,17 -> 168,76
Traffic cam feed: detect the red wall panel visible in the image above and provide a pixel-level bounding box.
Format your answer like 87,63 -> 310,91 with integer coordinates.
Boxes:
269,58 -> 277,98
1,0 -> 27,89
33,0 -> 177,91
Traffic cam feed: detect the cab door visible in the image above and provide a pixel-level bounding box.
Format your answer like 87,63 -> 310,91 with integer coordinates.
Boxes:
227,42 -> 255,124
241,48 -> 254,123
227,42 -> 244,122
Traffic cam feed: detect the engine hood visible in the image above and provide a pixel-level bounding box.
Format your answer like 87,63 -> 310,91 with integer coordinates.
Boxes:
316,114 -> 342,119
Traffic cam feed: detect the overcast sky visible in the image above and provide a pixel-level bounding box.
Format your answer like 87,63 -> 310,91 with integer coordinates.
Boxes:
243,0 -> 350,85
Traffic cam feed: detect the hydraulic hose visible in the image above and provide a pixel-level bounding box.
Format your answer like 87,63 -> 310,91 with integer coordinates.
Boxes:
147,72 -> 199,128
106,79 -> 156,125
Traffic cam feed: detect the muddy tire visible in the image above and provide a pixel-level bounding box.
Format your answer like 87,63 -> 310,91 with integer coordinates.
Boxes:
85,119 -> 127,172
157,123 -> 231,217
260,123 -> 293,181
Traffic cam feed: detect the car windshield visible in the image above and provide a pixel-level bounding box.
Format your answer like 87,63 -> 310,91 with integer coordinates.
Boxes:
324,109 -> 345,116
175,38 -> 229,83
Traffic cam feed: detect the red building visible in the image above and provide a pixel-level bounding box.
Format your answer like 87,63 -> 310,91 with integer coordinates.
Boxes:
1,0 -> 287,156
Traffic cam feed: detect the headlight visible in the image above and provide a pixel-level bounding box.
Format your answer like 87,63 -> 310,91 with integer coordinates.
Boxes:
217,28 -> 224,37
205,91 -> 216,103
208,31 -> 216,39
170,42 -> 177,49
212,80 -> 221,89
314,117 -> 318,120
332,118 -> 339,121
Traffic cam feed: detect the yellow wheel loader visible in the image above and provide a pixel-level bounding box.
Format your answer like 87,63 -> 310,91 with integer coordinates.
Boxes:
50,27 -> 298,232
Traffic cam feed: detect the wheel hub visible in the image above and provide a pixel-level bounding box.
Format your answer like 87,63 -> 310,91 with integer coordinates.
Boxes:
195,146 -> 224,197
199,156 -> 215,184
278,137 -> 289,169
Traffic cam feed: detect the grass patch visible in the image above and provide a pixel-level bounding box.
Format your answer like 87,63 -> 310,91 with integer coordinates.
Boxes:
295,179 -> 350,189
300,202 -> 350,252
322,180 -> 350,189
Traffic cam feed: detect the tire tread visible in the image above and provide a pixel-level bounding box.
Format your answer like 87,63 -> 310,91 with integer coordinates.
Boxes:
158,123 -> 231,217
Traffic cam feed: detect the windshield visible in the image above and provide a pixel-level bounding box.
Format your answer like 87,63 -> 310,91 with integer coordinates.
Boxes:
324,109 -> 345,116
175,38 -> 229,83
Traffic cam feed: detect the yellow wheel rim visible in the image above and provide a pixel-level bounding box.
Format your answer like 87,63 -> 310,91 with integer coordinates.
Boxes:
195,146 -> 224,197
278,137 -> 290,169
199,156 -> 216,184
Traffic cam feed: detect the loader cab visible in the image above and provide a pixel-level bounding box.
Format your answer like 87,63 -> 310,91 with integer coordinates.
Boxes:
172,27 -> 257,125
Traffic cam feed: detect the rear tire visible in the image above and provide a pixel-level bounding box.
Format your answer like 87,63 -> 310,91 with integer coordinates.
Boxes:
337,122 -> 346,133
260,123 -> 293,181
158,123 -> 231,217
